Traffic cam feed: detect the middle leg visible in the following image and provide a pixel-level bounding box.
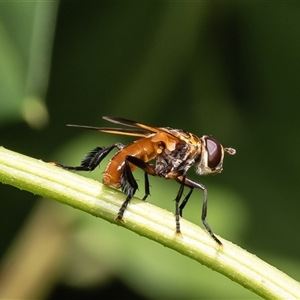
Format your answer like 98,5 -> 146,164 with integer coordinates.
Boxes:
116,155 -> 156,220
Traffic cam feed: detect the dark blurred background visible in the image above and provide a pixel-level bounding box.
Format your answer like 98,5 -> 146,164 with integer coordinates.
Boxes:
0,2 -> 300,299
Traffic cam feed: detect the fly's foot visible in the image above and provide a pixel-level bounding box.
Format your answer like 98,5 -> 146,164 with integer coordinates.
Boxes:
173,230 -> 183,238
114,215 -> 126,224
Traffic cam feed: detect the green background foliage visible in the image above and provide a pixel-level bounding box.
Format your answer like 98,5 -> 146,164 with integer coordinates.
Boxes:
1,2 -> 300,299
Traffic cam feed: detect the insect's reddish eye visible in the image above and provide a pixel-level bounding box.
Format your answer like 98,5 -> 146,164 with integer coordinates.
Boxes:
205,137 -> 222,168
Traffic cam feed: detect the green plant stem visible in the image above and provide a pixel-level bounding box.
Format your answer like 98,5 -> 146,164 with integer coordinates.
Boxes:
0,146 -> 300,299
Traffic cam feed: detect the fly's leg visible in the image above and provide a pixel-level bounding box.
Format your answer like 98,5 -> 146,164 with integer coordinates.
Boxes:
174,176 -> 186,236
116,156 -> 156,220
142,172 -> 151,200
176,176 -> 222,246
178,187 -> 194,217
55,143 -> 124,172
116,159 -> 139,221
125,156 -> 156,200
163,170 -> 187,236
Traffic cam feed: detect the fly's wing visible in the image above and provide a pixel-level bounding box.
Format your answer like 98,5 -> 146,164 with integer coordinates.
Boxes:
67,124 -> 149,137
67,116 -> 183,141
102,117 -> 185,151
102,116 -> 182,138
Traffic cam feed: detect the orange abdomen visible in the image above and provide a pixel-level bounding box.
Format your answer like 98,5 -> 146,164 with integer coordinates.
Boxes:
102,137 -> 159,188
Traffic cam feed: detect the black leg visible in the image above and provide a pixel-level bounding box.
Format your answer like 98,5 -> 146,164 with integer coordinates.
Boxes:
142,172 -> 150,200
126,155 -> 156,200
178,187 -> 194,217
116,155 -> 156,220
121,159 -> 139,196
55,143 -> 124,172
176,176 -> 222,245
174,176 -> 186,235
116,158 -> 140,220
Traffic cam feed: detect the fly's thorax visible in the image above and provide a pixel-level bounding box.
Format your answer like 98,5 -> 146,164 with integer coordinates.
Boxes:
154,139 -> 201,177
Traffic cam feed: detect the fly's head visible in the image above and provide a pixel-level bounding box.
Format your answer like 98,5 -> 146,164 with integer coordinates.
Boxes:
196,136 -> 236,175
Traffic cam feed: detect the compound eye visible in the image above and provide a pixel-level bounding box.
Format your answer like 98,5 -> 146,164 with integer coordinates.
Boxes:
205,137 -> 222,169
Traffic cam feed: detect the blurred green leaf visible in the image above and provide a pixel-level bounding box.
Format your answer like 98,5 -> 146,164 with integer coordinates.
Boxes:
0,2 -> 58,128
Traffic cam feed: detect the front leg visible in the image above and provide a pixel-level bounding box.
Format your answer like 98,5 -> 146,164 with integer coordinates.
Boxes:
173,175 -> 186,236
175,176 -> 222,245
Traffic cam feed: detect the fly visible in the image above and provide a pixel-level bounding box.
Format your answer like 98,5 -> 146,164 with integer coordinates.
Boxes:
55,116 -> 236,245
